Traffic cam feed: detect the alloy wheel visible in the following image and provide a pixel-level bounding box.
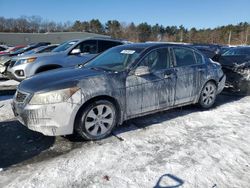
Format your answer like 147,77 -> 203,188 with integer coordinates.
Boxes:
84,104 -> 115,137
201,82 -> 216,106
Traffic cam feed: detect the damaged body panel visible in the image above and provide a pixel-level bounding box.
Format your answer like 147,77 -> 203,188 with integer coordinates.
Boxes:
12,43 -> 225,140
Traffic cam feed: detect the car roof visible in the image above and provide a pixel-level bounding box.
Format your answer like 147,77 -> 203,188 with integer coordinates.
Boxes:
70,37 -> 125,43
119,42 -> 197,50
232,46 -> 250,49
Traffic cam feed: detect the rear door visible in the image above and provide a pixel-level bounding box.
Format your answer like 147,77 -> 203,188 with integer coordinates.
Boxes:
171,47 -> 202,105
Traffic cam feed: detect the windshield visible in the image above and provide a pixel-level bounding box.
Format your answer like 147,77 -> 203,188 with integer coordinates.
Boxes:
52,40 -> 78,52
22,46 -> 43,55
11,47 -> 26,54
223,48 -> 250,56
84,46 -> 143,71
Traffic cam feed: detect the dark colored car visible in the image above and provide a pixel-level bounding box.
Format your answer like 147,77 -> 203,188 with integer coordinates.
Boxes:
189,44 -> 227,59
12,43 -> 225,140
212,46 -> 250,93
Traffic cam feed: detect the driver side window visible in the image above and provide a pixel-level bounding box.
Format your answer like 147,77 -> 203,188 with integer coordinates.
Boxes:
73,40 -> 97,54
139,48 -> 170,71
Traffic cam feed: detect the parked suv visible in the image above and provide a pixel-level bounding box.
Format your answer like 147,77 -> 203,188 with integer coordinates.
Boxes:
7,38 -> 124,81
12,43 -> 225,140
2,44 -> 58,76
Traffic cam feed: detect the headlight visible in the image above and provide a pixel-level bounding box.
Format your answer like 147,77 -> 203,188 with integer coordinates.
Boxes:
29,87 -> 80,105
16,57 -> 37,65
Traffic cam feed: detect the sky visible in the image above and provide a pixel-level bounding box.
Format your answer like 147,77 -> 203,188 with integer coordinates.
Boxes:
0,0 -> 250,29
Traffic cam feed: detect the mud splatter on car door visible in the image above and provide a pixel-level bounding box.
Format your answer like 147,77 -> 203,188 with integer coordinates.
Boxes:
125,47 -> 176,117
172,47 -> 200,105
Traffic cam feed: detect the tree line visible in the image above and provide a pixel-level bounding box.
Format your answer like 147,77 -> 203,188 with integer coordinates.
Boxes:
0,16 -> 249,45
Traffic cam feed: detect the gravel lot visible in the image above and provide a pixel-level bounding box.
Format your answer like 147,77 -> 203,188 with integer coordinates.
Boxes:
0,92 -> 249,188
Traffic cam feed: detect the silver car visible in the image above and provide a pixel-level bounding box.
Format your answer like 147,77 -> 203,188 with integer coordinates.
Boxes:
7,38 -> 124,81
12,43 -> 225,140
1,45 -> 58,75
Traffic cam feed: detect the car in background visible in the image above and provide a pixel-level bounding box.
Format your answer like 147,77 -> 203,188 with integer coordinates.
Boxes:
7,38 -> 124,81
219,46 -> 232,54
0,42 -> 50,58
0,45 -> 26,55
21,44 -> 59,56
212,46 -> 250,93
0,43 -> 50,76
0,44 -> 59,76
0,45 -> 26,74
0,45 -> 8,52
189,44 -> 228,59
12,43 -> 225,140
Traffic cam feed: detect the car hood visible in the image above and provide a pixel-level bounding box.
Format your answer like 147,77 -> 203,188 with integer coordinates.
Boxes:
19,67 -> 105,93
12,51 -> 64,60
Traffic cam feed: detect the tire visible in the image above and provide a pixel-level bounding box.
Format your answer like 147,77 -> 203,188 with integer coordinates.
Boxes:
199,81 -> 217,109
75,100 -> 117,140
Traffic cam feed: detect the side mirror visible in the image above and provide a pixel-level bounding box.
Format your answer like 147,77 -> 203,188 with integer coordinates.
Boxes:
70,49 -> 81,55
134,66 -> 150,76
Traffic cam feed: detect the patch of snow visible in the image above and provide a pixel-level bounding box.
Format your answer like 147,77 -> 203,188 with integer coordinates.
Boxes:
0,98 -> 14,121
0,79 -> 19,86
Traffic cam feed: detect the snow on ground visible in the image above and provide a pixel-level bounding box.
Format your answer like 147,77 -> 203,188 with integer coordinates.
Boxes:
0,95 -> 14,120
0,79 -> 19,86
0,95 -> 250,188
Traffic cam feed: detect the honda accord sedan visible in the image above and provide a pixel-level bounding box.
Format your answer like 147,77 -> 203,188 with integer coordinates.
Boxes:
12,43 -> 225,140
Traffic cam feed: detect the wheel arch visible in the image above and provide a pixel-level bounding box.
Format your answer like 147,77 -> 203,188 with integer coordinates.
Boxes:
195,79 -> 218,104
73,95 -> 122,130
206,79 -> 218,87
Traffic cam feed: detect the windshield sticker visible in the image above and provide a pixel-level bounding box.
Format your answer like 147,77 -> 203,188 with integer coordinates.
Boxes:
69,42 -> 76,45
120,50 -> 135,54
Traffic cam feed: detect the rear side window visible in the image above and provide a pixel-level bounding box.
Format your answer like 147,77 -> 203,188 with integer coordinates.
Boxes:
74,40 -> 98,54
39,46 -> 56,53
140,48 -> 171,71
194,52 -> 204,64
98,41 -> 122,53
173,48 -> 196,66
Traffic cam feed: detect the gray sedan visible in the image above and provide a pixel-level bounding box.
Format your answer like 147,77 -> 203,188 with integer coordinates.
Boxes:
7,38 -> 124,81
12,43 -> 225,140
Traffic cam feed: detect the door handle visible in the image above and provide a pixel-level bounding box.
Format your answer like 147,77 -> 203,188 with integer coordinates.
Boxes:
198,68 -> 205,72
164,73 -> 173,79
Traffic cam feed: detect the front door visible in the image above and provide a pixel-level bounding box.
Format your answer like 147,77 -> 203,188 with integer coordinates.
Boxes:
66,40 -> 98,67
126,48 -> 176,117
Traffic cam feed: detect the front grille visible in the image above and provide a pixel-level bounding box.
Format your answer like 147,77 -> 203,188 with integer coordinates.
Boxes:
15,90 -> 28,103
9,60 -> 16,68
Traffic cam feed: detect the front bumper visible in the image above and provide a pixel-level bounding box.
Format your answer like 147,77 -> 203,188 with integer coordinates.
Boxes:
11,99 -> 79,136
217,74 -> 226,94
7,63 -> 29,81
